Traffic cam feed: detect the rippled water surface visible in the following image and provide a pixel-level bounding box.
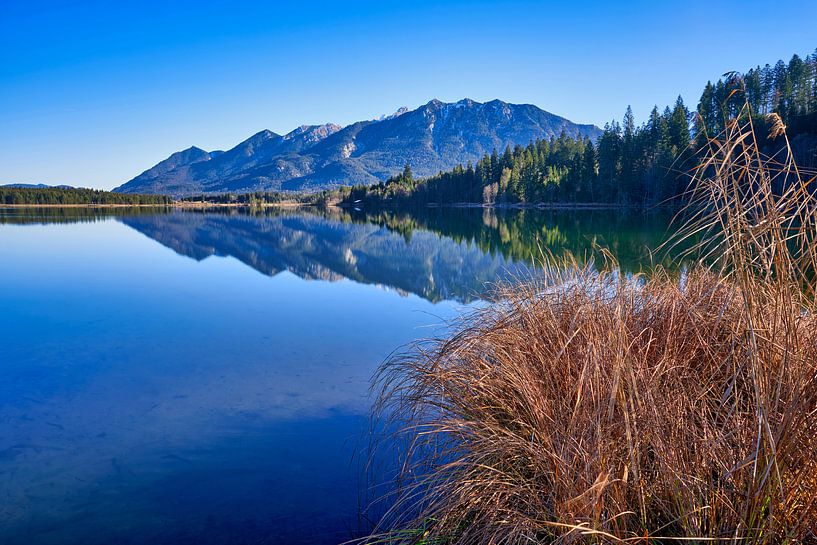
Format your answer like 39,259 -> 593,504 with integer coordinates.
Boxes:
0,207 -> 672,544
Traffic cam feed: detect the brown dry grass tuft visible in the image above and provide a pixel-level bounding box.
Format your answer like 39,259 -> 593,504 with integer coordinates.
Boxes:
367,98 -> 817,544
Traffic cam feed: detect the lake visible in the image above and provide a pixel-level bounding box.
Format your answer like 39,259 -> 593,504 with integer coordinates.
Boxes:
0,206 -> 673,545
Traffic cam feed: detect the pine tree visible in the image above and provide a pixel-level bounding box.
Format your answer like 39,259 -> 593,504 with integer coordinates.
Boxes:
581,140 -> 597,202
697,82 -> 717,139
402,164 -> 414,183
745,69 -> 763,114
597,121 -> 622,203
669,96 -> 691,152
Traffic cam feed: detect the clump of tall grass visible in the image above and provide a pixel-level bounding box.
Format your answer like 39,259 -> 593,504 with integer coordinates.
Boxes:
368,97 -> 817,544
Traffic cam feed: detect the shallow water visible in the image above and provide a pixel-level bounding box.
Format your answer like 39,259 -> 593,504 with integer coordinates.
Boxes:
0,207 -> 671,544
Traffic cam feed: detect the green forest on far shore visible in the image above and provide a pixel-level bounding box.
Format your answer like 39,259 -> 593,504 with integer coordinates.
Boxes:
0,186 -> 172,206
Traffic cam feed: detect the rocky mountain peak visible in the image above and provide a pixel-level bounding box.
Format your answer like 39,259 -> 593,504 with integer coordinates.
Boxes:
115,99 -> 602,196
285,123 -> 342,143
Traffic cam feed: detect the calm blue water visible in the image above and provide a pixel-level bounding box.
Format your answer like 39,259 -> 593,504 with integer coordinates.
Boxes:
0,207 -> 670,544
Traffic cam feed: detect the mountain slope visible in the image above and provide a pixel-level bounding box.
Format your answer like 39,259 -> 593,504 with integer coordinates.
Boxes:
115,99 -> 601,195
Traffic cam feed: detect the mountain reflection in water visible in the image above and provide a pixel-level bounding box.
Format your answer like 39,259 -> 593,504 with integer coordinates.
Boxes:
117,207 -> 674,303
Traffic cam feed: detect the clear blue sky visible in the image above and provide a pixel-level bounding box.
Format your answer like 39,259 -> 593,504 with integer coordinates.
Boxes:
1,0 -> 815,190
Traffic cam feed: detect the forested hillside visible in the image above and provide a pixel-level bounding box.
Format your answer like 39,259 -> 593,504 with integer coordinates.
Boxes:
0,186 -> 172,205
341,49 -> 817,208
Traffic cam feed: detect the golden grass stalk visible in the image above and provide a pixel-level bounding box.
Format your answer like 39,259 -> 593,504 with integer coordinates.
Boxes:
366,99 -> 817,544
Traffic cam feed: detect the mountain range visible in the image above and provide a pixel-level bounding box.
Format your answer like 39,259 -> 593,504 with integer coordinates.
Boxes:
2,183 -> 75,189
115,99 -> 601,196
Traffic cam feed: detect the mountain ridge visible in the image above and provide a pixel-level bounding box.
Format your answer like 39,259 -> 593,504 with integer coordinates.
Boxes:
115,99 -> 601,196
1,183 -> 76,189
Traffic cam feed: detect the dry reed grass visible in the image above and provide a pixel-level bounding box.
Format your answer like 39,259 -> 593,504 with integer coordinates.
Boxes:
366,96 -> 817,544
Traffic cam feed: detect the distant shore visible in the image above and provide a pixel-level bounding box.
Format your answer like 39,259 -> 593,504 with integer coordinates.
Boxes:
0,203 -> 174,208
172,201 -> 311,209
0,201 -> 310,209
0,201 -> 671,211
409,202 -> 643,210
335,201 -> 670,211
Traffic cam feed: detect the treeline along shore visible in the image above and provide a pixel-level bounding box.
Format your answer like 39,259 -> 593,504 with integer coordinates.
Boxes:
1,185 -> 639,209
0,186 -> 172,206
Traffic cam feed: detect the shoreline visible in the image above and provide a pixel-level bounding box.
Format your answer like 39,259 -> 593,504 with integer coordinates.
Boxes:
172,201 -> 311,209
0,203 -> 173,208
338,201 -> 678,211
0,202 -> 310,209
0,201 -> 677,211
